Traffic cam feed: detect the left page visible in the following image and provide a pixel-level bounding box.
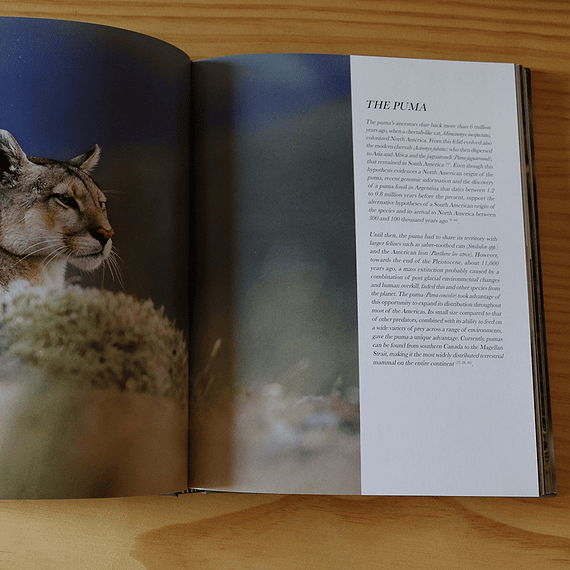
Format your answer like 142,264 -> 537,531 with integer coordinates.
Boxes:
0,18 -> 190,499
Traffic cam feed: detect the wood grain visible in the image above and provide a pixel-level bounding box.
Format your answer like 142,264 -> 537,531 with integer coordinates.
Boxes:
1,0 -> 570,568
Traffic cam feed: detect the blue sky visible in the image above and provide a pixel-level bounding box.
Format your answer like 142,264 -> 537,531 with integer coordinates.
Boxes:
195,53 -> 351,132
0,17 -> 190,158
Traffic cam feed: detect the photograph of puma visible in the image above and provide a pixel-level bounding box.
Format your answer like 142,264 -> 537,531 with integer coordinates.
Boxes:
191,54 -> 361,494
0,131 -> 116,290
0,18 -> 190,498
0,18 -> 361,498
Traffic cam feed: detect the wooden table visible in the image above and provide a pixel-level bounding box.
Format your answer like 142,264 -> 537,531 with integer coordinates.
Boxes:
1,1 -> 570,567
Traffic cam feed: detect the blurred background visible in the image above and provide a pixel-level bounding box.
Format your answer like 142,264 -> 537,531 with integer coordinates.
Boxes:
194,53 -> 358,399
192,54 -> 361,493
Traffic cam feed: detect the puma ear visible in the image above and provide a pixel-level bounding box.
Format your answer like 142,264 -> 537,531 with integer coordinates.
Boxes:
69,144 -> 101,174
0,130 -> 30,176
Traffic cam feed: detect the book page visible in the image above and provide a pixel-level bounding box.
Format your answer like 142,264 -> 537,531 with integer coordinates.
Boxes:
192,54 -> 541,496
0,18 -> 190,499
351,56 -> 539,495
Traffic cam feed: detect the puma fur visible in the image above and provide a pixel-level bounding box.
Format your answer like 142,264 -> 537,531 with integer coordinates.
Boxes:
0,130 -> 114,289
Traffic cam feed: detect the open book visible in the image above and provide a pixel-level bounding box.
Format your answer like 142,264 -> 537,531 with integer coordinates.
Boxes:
0,17 -> 555,498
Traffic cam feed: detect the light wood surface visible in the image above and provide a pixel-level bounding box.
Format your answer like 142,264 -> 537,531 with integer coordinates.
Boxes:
1,1 -> 570,568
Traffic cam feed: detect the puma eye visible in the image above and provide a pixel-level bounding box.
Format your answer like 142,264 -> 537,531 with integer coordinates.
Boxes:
53,195 -> 78,210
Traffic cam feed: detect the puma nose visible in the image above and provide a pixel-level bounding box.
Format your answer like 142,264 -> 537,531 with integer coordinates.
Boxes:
92,227 -> 114,247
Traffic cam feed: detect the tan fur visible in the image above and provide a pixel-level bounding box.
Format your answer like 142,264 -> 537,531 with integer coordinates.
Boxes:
0,131 -> 114,289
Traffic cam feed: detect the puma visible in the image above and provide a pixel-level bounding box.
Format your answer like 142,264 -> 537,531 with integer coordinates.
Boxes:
0,130 -> 115,289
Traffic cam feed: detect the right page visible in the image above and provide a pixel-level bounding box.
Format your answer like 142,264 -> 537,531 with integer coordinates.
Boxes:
351,56 -> 545,496
191,53 -> 552,496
